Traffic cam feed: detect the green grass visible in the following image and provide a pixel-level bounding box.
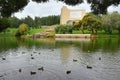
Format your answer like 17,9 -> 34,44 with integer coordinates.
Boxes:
0,27 -> 49,37
0,28 -> 17,37
0,27 -> 119,38
72,29 -> 120,38
72,30 -> 91,34
28,28 -> 47,35
46,32 -> 55,38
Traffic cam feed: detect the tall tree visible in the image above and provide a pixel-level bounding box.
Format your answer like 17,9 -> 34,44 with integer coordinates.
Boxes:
0,18 -> 10,32
22,16 -> 34,28
9,17 -> 21,28
101,12 -> 120,34
0,0 -> 29,17
82,13 -> 101,34
34,17 -> 41,28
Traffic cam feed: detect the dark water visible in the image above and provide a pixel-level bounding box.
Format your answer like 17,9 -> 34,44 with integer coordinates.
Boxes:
0,37 -> 120,80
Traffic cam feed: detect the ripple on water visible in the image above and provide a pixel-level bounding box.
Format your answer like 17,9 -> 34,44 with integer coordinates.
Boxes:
0,65 -> 66,80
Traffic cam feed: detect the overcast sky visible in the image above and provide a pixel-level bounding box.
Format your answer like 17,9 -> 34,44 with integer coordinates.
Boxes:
13,0 -> 120,19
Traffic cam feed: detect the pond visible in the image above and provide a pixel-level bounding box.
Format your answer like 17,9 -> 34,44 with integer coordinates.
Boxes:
0,37 -> 120,80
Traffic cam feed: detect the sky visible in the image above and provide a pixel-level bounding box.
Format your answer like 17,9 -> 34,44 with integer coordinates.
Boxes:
13,0 -> 120,19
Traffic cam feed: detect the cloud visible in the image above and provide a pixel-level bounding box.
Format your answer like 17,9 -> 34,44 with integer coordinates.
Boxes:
13,0 -> 120,19
13,0 -> 91,19
108,4 -> 120,13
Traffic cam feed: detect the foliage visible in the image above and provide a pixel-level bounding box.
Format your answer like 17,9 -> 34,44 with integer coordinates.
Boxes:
21,16 -> 34,28
101,12 -> 120,34
73,13 -> 102,34
0,0 -> 29,17
9,17 -> 22,28
1,0 -> 120,17
73,21 -> 81,30
15,23 -> 28,36
40,15 -> 60,26
55,25 -> 73,34
115,21 -> 120,34
0,17 -> 10,32
8,15 -> 60,28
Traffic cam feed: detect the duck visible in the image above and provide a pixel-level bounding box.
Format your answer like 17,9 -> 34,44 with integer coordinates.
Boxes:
99,57 -> 101,60
2,58 -> 6,60
31,57 -> 34,59
38,67 -> 44,71
31,54 -> 33,56
66,71 -> 71,74
22,52 -> 26,54
73,59 -> 77,62
0,75 -> 3,77
19,69 -> 22,72
86,65 -> 92,69
30,71 -> 36,75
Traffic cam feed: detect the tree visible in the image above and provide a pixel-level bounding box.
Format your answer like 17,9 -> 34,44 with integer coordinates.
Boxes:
0,0 -> 29,17
101,12 -> 120,34
9,17 -> 22,28
34,17 -> 41,28
22,16 -> 34,28
73,21 -> 81,30
19,23 -> 28,35
15,23 -> 28,36
0,18 -> 10,32
39,15 -> 60,26
82,13 -> 101,34
115,21 -> 120,34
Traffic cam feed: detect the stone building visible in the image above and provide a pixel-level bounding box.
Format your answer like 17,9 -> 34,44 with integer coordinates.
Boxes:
60,6 -> 86,25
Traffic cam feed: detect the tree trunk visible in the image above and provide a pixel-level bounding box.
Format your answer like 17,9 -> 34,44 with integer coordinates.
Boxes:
91,29 -> 94,34
95,30 -> 97,34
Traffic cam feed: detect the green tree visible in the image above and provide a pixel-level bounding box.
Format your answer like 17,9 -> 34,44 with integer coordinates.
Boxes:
73,21 -> 81,30
0,18 -> 10,32
19,23 -> 28,35
115,21 -> 120,34
34,17 -> 41,28
101,12 -> 120,34
0,0 -> 29,17
15,23 -> 28,36
21,16 -> 34,28
82,13 -> 101,34
9,17 -> 21,28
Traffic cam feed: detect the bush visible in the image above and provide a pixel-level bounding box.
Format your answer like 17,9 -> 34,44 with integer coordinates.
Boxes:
55,25 -> 73,34
15,23 -> 28,36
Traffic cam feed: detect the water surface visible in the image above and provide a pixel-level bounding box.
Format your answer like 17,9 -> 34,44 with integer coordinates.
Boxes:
0,37 -> 120,80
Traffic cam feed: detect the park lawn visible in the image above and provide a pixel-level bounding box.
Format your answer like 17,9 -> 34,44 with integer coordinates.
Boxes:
0,28 -> 17,37
0,27 -> 49,37
28,28 -> 47,35
72,30 -> 91,34
73,29 -> 120,37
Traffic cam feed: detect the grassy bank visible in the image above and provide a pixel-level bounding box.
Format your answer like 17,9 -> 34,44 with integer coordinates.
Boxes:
0,27 -> 119,38
73,30 -> 120,38
0,27 -> 49,37
28,27 -> 47,35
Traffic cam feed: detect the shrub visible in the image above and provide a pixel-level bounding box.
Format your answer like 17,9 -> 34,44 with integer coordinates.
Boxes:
55,25 -> 73,34
15,23 -> 28,36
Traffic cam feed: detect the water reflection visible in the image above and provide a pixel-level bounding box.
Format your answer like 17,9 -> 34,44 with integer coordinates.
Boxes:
0,37 -> 120,80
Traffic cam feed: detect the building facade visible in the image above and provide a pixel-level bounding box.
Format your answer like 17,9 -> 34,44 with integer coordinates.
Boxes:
60,6 -> 86,25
